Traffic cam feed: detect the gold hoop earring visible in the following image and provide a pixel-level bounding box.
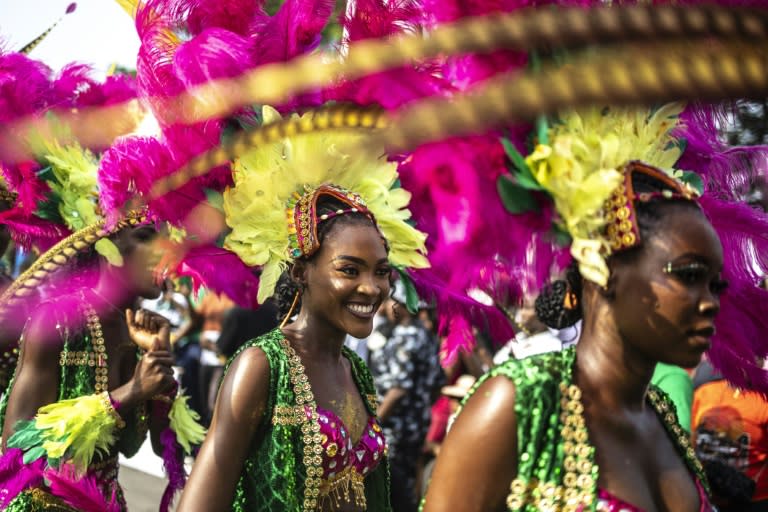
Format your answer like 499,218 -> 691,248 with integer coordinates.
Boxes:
280,290 -> 301,328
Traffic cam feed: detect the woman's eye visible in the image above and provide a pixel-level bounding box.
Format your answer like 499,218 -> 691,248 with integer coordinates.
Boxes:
673,268 -> 706,284
666,262 -> 709,285
338,267 -> 358,276
710,279 -> 729,295
376,268 -> 392,276
134,228 -> 157,241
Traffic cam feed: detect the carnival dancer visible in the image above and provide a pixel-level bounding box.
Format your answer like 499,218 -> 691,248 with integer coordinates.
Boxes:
177,106 -> 428,512
420,102 -> 768,511
0,216 -> 190,511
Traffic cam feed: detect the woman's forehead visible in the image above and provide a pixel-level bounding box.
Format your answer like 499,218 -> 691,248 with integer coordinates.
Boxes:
321,223 -> 388,258
645,210 -> 722,264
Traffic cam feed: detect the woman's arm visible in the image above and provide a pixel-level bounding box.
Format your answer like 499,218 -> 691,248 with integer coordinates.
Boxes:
177,347 -> 270,511
1,313 -> 60,447
422,376 -> 519,512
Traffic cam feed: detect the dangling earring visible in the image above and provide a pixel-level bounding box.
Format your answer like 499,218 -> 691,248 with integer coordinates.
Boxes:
280,290 -> 301,328
392,301 -> 401,322
563,287 -> 579,311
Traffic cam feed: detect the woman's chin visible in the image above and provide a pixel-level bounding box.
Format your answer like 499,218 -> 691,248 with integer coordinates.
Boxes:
346,323 -> 374,340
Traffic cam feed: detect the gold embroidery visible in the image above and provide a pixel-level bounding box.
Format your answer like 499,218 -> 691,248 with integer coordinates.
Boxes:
317,465 -> 366,509
27,488 -> 79,511
272,405 -> 306,426
505,383 -> 596,511
280,337 -> 322,511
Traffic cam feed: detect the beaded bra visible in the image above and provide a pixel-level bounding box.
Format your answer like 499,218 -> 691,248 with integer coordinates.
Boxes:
277,334 -> 385,510
311,407 -> 386,507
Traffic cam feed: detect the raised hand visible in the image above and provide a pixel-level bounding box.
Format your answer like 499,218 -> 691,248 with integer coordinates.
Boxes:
126,309 -> 171,352
125,309 -> 176,401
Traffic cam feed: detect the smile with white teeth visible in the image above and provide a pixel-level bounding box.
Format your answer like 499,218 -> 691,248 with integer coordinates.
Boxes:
346,303 -> 375,315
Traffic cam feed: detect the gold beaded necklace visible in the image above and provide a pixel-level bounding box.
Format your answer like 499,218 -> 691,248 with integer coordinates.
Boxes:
82,299 -> 109,394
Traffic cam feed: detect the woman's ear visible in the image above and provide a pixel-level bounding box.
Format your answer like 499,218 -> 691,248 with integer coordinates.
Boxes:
290,261 -> 307,289
600,271 -> 617,300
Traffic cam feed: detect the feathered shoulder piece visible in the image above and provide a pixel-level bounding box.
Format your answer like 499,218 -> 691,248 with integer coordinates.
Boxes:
224,105 -> 429,303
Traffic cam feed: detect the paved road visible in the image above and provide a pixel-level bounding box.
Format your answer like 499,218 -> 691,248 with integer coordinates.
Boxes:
120,465 -> 173,512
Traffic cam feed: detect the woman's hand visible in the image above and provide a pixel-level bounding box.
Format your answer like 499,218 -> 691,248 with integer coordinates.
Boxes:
127,309 -> 171,351
111,310 -> 175,409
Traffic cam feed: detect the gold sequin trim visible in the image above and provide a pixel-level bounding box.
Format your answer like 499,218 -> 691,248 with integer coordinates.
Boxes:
98,391 -> 126,429
505,383 -> 596,512
82,299 -> 109,394
27,488 -> 79,511
59,351 -> 99,367
280,337 -> 324,511
272,405 -> 306,426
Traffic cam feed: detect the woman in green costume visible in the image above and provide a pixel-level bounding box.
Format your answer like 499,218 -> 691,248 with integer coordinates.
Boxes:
177,107 -> 429,512
421,105 -> 741,512
0,219 -> 180,511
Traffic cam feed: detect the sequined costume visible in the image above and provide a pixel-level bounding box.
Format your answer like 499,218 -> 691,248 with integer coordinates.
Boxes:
443,348 -> 714,512
0,298 -> 147,511
227,328 -> 391,512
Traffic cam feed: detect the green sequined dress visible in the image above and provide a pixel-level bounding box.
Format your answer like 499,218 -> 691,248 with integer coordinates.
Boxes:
421,347 -> 709,512
227,328 -> 391,512
0,301 -> 147,512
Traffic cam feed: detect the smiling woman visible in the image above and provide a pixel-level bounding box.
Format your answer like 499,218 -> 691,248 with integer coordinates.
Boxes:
177,105 -> 428,512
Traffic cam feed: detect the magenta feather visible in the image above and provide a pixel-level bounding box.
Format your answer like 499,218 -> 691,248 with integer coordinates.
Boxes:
168,0 -> 263,36
251,0 -> 334,65
159,427 -> 187,512
98,135 -> 212,227
0,207 -> 71,251
328,0 -> 449,109
135,0 -> 187,120
397,133 -> 566,361
0,448 -> 45,508
411,269 -> 515,364
698,195 -> 768,394
0,52 -> 54,123
178,245 -> 260,308
74,73 -> 138,108
172,28 -> 256,89
1,161 -> 50,216
45,465 -> 120,512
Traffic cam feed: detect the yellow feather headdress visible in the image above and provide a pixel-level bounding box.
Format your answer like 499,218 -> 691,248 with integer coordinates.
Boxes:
523,103 -> 694,285
224,106 -> 429,303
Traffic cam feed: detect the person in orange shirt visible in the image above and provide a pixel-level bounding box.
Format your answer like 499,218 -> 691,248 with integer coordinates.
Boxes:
692,361 -> 768,511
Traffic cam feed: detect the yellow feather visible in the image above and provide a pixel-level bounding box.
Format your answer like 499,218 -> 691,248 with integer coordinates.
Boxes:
169,393 -> 206,454
34,394 -> 119,474
224,107 -> 429,302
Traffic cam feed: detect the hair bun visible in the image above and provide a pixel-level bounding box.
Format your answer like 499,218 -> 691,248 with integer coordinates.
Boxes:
534,279 -> 582,330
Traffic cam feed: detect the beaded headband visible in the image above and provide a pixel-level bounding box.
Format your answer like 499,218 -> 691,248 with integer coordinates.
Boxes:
605,161 -> 700,253
287,184 -> 374,260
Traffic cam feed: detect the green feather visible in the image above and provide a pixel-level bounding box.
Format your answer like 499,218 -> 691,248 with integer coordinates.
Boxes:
497,176 -> 539,214
394,267 -> 420,314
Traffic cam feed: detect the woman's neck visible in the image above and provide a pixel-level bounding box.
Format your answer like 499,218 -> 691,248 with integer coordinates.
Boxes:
574,304 -> 656,412
282,310 -> 347,363
91,273 -> 136,320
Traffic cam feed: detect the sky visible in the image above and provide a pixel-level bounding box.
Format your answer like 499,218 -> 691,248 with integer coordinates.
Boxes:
0,0 -> 140,75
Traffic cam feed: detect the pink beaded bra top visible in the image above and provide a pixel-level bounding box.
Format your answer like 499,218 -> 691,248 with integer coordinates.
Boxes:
305,405 -> 386,508
593,479 -> 714,512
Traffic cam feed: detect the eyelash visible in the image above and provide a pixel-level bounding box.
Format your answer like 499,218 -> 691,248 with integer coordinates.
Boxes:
665,263 -> 729,295
337,267 -> 391,277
